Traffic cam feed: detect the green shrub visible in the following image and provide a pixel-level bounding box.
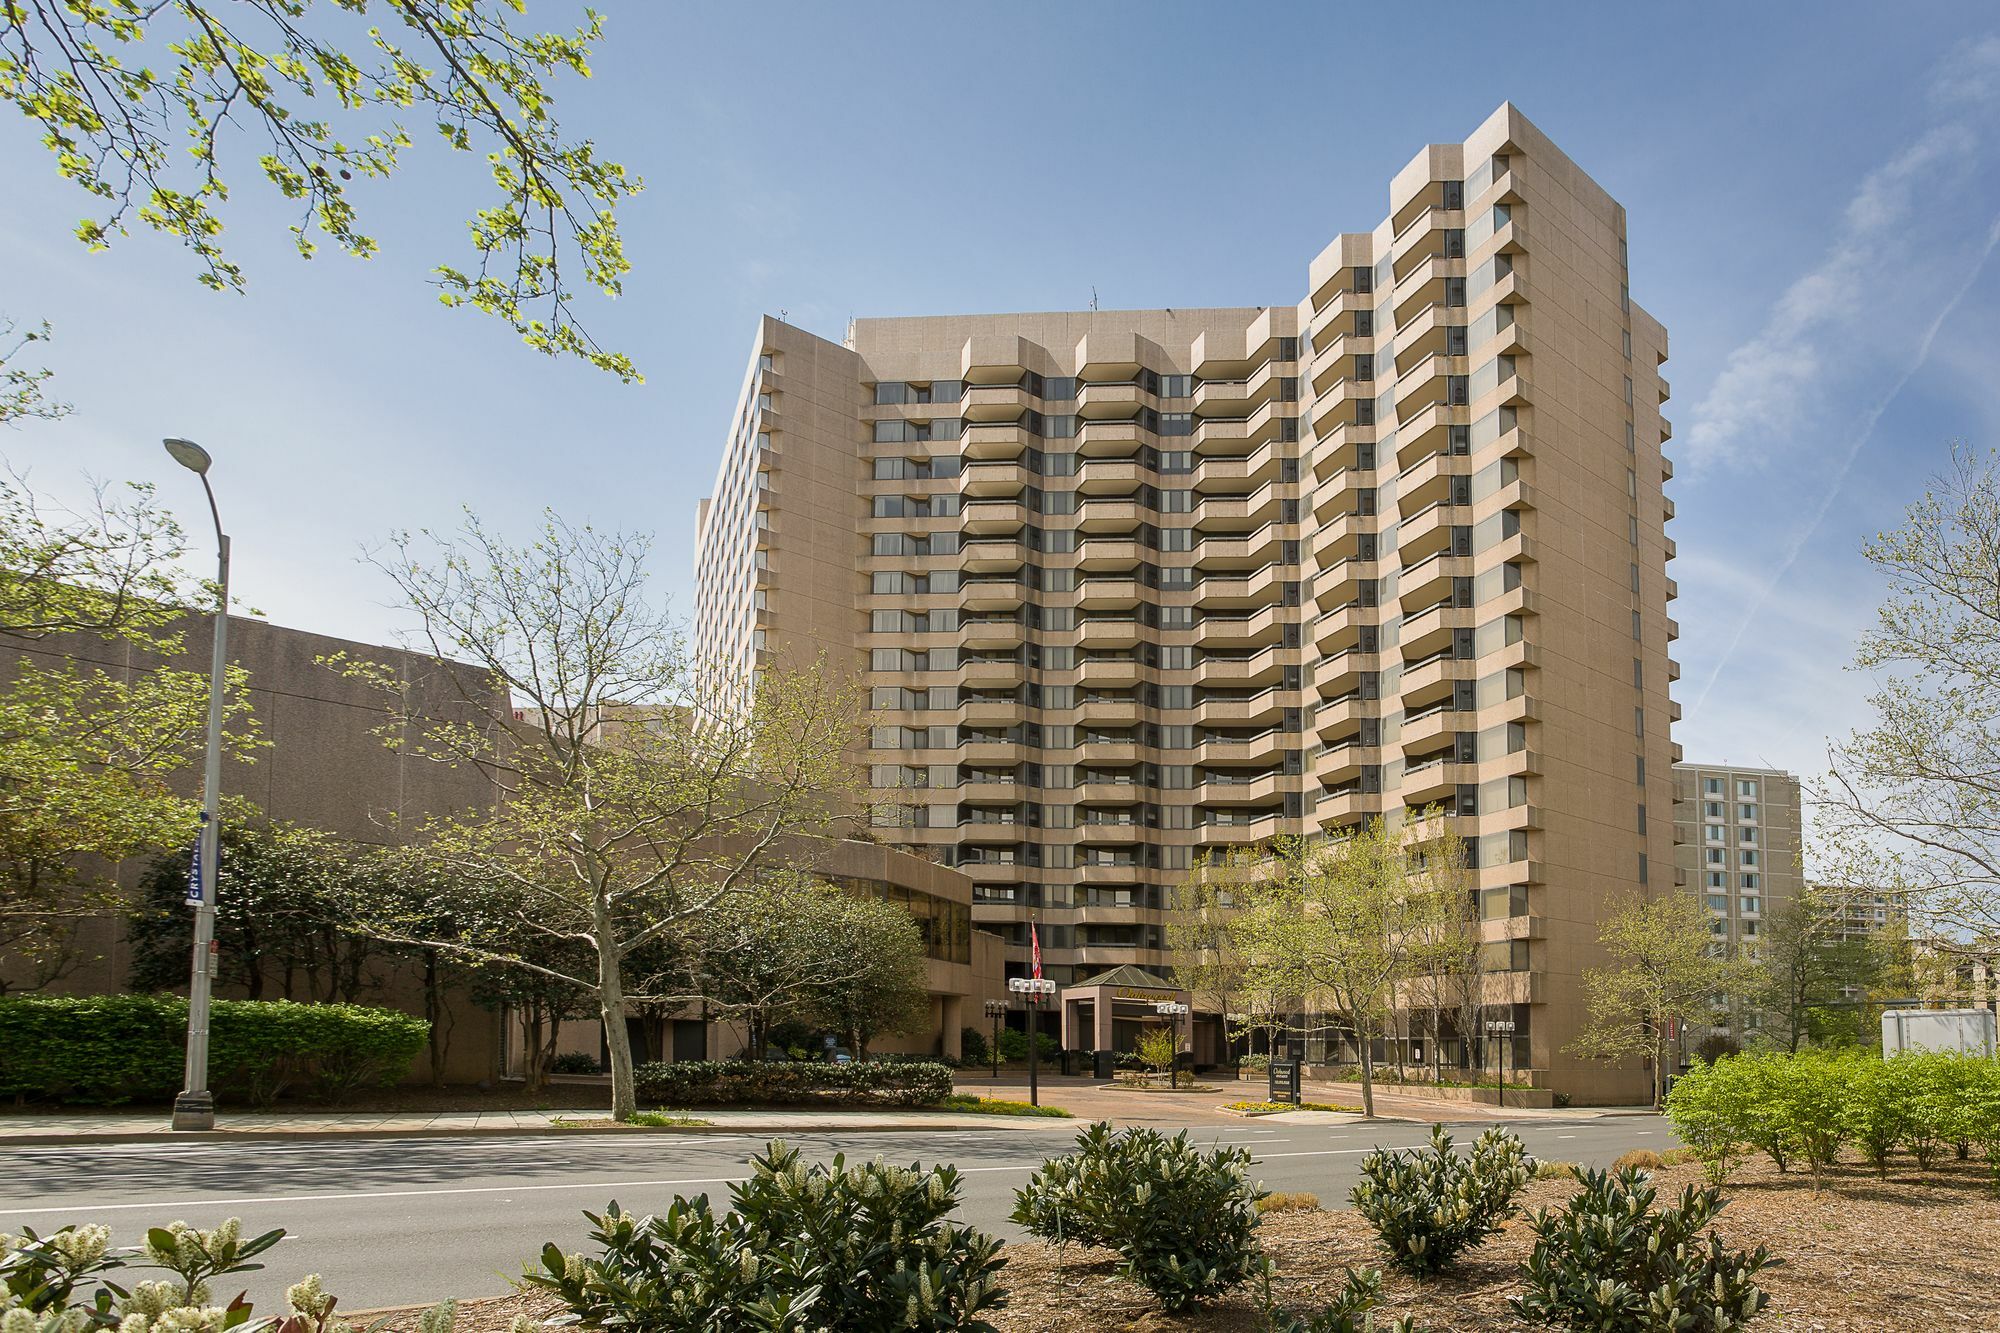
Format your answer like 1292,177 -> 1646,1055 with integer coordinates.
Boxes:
1011,1121 -> 1267,1311
960,1025 -> 988,1067
1511,1167 -> 1775,1331
996,1027 -> 1059,1064
1663,1057 -> 1755,1183
1764,1051 -> 1847,1188
1843,1056 -> 1914,1177
522,1141 -> 1005,1331
0,995 -> 428,1105
631,1058 -> 953,1108
1348,1124 -> 1532,1276
548,1051 -> 602,1075
1264,1266 -> 1415,1333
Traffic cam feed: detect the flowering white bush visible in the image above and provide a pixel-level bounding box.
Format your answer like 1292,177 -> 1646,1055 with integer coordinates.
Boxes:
0,1220 -> 457,1333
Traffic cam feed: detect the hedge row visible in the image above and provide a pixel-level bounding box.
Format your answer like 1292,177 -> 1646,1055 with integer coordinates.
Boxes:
0,994 -> 430,1105
633,1058 -> 954,1108
1665,1049 -> 2000,1186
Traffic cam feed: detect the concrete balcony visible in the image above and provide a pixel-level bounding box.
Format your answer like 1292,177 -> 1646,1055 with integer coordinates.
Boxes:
1307,508 -> 1377,565
962,422 -> 1034,461
1076,457 -> 1147,495
1396,449 -> 1472,511
1195,770 -> 1288,805
1192,561 -> 1288,609
1394,499 -> 1467,563
1314,738 -> 1377,785
1195,643 -> 1291,689
963,384 -> 1028,423
959,459 -> 1035,499
1077,418 -> 1146,456
1397,701 -> 1460,753
1076,694 -> 1142,727
1077,381 -> 1146,419
958,618 -> 1024,652
1193,728 -> 1288,766
1312,555 -> 1378,609
1311,598 -> 1376,654
1398,599 -> 1475,659
1312,691 -> 1372,744
1315,645 -> 1379,698
1075,575 -> 1142,609
1194,688 -> 1289,728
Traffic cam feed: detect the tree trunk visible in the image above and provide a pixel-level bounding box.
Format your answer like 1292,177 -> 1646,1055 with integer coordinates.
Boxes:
1357,1025 -> 1377,1119
423,949 -> 447,1088
597,929 -> 637,1122
1651,1024 -> 1665,1108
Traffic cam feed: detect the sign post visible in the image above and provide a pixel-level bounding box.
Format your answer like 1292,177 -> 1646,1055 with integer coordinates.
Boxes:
1268,1057 -> 1300,1104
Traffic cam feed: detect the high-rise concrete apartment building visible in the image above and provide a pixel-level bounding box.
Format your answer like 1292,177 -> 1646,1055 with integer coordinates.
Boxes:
694,104 -> 1678,1100
1672,764 -> 1804,954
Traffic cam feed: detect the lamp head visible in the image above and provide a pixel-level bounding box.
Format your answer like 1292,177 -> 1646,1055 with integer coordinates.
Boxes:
163,438 -> 213,475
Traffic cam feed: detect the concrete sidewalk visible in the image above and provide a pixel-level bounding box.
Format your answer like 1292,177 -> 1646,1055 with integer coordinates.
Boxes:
0,1105 -> 1081,1146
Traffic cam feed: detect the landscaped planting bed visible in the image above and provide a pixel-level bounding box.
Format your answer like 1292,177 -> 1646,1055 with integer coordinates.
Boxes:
361,1156 -> 1999,1332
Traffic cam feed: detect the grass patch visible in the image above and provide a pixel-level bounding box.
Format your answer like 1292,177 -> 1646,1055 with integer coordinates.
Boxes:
1223,1099 -> 1362,1116
936,1094 -> 1073,1118
1259,1190 -> 1322,1214
1613,1148 -> 1665,1171
1534,1160 -> 1579,1180
548,1112 -> 711,1130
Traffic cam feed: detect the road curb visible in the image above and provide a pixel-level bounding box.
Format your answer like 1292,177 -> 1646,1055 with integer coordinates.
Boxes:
0,1118 -> 1080,1147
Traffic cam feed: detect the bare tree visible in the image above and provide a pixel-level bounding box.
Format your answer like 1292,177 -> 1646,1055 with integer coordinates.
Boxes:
1819,446 -> 2000,944
335,510 -> 862,1120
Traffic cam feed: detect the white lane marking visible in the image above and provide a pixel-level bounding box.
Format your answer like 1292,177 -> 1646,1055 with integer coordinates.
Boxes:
1556,1134 -> 1577,1139
1636,1131 -> 1654,1136
0,1159 -> 1053,1217
1253,1144 -> 1428,1161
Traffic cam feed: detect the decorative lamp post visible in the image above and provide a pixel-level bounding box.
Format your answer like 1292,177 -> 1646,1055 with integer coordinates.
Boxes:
1154,1000 -> 1190,1088
982,998 -> 1007,1081
1483,1017 -> 1518,1106
1008,976 -> 1056,1105
162,438 -> 228,1133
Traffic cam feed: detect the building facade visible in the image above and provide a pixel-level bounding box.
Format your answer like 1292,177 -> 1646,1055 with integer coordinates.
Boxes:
694,104 -> 1678,1101
1671,763 -> 1804,954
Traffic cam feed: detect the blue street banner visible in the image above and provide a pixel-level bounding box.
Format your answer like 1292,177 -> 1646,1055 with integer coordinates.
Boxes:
185,836 -> 204,907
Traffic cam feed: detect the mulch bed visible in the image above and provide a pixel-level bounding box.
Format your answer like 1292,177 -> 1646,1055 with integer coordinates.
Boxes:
362,1157 -> 2000,1332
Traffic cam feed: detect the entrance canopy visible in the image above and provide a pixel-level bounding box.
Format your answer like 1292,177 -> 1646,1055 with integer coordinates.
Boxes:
1059,966 -> 1193,1053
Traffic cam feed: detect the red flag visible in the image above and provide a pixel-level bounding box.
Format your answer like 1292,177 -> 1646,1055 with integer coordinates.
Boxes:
1031,921 -> 1042,980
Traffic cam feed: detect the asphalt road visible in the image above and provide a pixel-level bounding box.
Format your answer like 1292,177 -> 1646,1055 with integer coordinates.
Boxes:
0,1115 -> 1675,1311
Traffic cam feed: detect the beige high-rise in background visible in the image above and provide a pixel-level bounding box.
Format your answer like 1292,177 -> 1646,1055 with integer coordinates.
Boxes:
694,103 -> 1678,1101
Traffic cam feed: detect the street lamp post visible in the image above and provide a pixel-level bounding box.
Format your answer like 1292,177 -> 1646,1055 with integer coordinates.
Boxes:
163,438 -> 228,1133
1483,1017 -> 1517,1109
983,999 -> 1006,1081
1008,977 -> 1055,1105
1154,1000 -> 1190,1089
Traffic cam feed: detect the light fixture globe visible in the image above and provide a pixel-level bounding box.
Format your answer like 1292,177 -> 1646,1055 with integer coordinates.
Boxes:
162,438 -> 212,474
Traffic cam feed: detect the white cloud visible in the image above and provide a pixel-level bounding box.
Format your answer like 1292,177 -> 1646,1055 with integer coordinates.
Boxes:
1683,122 -> 1977,472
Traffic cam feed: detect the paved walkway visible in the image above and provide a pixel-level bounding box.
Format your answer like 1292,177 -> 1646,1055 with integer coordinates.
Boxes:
0,1105 -> 1080,1145
958,1070 -> 1627,1124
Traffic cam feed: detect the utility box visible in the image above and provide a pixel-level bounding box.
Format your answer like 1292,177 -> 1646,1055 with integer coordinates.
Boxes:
1880,1008 -> 1998,1058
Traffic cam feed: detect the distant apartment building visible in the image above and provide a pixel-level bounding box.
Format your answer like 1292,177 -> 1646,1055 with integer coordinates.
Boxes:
1672,763 -> 1803,953
693,104 -> 1678,1101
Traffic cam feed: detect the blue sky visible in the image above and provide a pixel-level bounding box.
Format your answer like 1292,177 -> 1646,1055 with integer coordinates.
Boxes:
5,2 -> 1999,788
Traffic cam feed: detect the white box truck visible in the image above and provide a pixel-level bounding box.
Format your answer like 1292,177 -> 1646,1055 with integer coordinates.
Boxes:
1880,1008 -> 1999,1058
